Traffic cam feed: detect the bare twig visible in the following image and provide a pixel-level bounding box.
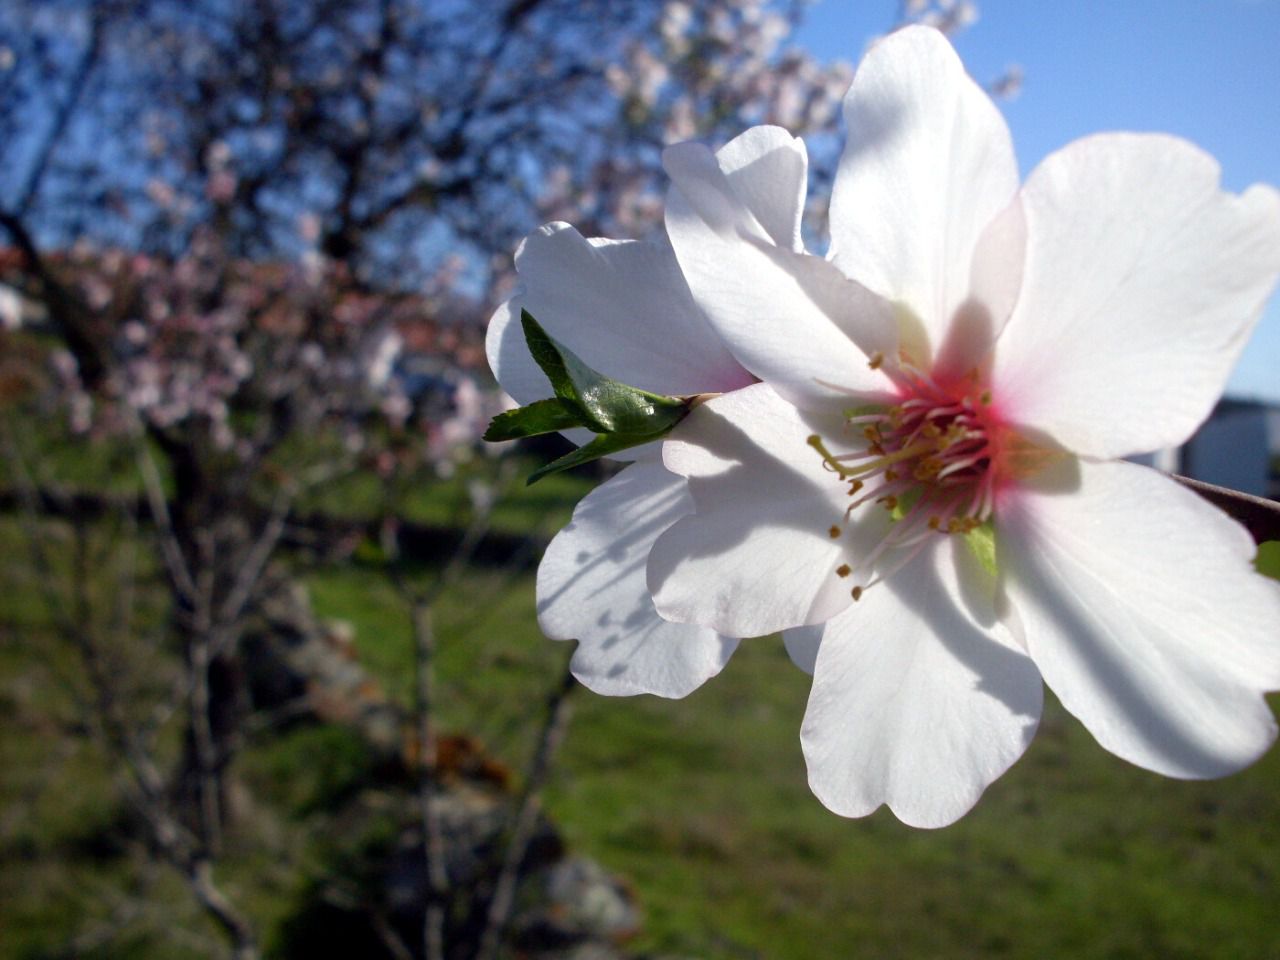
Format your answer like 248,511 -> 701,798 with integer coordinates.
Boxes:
409,598 -> 449,960
14,7 -> 104,215
188,532 -> 225,855
370,910 -> 416,960
475,657 -> 577,960
1175,474 -> 1280,545
188,857 -> 258,960
3,419 -> 258,958
379,456 -> 522,960
135,441 -> 198,602
216,485 -> 292,638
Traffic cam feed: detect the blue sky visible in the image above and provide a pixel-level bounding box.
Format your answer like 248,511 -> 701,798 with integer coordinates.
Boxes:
792,0 -> 1280,402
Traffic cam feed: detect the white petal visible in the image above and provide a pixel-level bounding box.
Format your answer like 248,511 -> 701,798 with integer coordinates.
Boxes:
992,134 -> 1280,458
648,383 -> 860,637
715,125 -> 808,252
663,138 -> 898,410
485,299 -> 594,448
828,25 -> 1019,362
802,537 -> 1042,828
931,196 -> 1027,384
783,626 -> 821,676
501,222 -> 752,398
999,458 -> 1280,778
486,298 -> 557,407
537,461 -> 738,698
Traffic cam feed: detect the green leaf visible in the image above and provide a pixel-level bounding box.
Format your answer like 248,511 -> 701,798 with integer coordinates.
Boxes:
964,521 -> 998,578
526,431 -> 657,485
1256,540 -> 1280,581
520,309 -> 689,435
483,397 -> 583,442
489,310 -> 698,483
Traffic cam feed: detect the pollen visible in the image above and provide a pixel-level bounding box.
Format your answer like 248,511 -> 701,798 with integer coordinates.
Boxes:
809,364 -> 1011,599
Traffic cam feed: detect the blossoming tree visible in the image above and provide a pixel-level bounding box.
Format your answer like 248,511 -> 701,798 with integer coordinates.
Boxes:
0,0 -> 882,956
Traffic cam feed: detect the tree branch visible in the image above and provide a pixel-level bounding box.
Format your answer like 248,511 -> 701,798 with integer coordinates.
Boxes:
1175,474 -> 1280,545
475,657 -> 577,960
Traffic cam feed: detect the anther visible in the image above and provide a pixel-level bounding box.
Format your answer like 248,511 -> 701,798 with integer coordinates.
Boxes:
851,586 -> 863,601
828,525 -> 842,539
836,564 -> 851,578
867,352 -> 884,370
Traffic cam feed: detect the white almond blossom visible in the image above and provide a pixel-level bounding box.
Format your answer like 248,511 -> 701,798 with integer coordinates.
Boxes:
485,129 -> 818,696
644,26 -> 1280,826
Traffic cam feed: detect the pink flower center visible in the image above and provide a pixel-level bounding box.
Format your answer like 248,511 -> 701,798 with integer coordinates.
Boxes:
809,362 -> 1015,598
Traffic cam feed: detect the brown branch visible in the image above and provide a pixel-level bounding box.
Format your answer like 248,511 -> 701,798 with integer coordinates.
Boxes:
216,486 -> 292,636
475,657 -> 577,960
14,7 -> 105,214
188,532 -> 225,856
377,457 -> 521,960
0,209 -> 109,388
1175,475 -> 1280,545
410,600 -> 448,960
187,858 -> 258,960
2,419 -> 258,958
369,909 -> 415,960
135,441 -> 198,603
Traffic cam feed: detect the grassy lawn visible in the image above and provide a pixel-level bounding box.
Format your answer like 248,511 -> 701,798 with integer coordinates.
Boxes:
309,557 -> 1280,960
2,470 -> 1279,958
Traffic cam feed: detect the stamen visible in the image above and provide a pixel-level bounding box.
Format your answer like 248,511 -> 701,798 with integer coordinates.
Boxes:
811,373 -> 1009,601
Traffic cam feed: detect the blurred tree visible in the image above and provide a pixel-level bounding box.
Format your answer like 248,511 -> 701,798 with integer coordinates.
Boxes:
0,2 -> 869,956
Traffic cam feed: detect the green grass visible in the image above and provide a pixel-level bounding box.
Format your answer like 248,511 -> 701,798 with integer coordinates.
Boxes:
296,456 -> 591,535
308,556 -> 1280,960
3,482 -> 1280,958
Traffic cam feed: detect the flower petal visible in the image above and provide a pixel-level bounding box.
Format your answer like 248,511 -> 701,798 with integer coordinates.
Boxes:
663,135 -> 898,410
648,383 -> 860,637
932,196 -> 1027,384
485,298 -> 559,407
489,222 -> 752,400
783,625 -> 821,676
828,25 -> 1019,362
999,458 -> 1280,778
802,537 -> 1042,828
485,298 -> 594,448
992,134 -> 1280,458
715,124 -> 808,252
537,460 -> 738,698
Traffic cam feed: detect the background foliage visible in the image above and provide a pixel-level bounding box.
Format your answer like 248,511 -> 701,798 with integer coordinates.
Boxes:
1,2 -> 1276,958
